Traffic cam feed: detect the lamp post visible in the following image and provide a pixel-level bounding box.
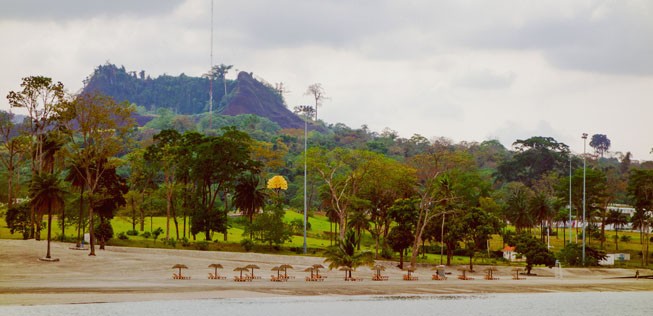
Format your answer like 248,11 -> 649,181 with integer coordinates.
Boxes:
294,105 -> 314,255
582,133 -> 588,265
568,154 -> 572,245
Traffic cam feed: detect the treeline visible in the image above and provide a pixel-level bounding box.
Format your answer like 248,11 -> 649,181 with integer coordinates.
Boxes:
2,75 -> 653,270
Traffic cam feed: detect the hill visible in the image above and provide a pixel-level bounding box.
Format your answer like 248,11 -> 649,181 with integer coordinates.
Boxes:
82,63 -> 306,129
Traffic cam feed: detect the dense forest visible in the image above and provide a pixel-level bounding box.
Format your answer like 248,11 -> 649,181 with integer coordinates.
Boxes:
83,63 -> 305,129
2,74 -> 653,270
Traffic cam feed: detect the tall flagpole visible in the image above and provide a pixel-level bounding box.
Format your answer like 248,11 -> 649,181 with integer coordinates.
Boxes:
208,0 -> 214,130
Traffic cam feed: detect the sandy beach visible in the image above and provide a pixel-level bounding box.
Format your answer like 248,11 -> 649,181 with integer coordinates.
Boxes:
0,239 -> 651,306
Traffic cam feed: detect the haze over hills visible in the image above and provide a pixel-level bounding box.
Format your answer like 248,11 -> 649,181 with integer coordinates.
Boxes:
82,63 -> 306,129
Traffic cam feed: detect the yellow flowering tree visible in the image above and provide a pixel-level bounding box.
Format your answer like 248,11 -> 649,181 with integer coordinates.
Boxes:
267,175 -> 288,196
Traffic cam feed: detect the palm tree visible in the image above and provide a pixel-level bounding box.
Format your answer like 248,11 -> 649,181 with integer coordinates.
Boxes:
234,172 -> 267,239
608,210 -> 629,251
348,210 -> 369,250
30,172 -> 66,259
324,230 -> 374,279
66,160 -> 86,247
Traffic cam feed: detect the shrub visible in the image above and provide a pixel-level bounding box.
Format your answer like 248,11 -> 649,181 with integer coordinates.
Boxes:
126,230 -> 139,236
117,232 -> 129,240
142,231 -> 151,239
620,235 -> 631,242
195,241 -> 209,251
164,238 -> 177,248
241,239 -> 255,252
180,237 -> 191,247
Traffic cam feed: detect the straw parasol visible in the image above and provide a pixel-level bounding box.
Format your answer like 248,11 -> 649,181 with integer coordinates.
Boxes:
244,264 -> 260,279
234,266 -> 249,278
208,263 -> 223,276
339,266 -> 353,279
271,266 -> 281,278
303,267 -> 315,278
312,264 -> 325,278
372,265 -> 386,277
172,264 -> 188,278
279,264 -> 294,278
404,266 -> 416,278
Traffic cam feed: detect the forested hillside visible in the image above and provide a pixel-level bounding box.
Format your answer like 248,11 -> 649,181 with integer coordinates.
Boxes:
82,63 -> 305,129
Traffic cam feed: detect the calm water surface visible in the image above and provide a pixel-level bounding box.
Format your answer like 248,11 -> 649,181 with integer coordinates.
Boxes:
2,292 -> 651,316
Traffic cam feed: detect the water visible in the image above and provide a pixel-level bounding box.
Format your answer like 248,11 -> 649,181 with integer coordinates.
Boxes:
2,292 -> 651,316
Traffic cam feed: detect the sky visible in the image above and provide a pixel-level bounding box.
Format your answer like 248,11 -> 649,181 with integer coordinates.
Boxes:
1,0 -> 652,160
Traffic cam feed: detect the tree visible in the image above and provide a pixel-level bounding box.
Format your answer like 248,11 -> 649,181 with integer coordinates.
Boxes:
246,205 -> 291,250
212,63 -> 233,98
628,169 -> 653,265
59,92 -> 135,256
388,198 -> 419,268
558,243 -> 606,266
305,83 -> 328,121
7,76 -> 66,239
607,210 -> 629,251
589,134 -> 611,158
459,207 -> 503,271
324,230 -> 374,277
145,129 -> 182,240
508,233 -> 556,274
5,203 -> 31,239
496,136 -> 570,187
502,182 -> 534,232
234,172 -> 267,239
29,172 -> 66,260
190,127 -> 260,240
0,110 -> 29,209
387,225 -> 415,269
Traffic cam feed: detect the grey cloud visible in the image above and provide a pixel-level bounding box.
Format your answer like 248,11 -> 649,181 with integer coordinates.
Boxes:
0,0 -> 184,20
455,69 -> 515,90
460,4 -> 653,75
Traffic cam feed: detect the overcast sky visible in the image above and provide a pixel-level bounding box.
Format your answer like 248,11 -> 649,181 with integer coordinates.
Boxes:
1,0 -> 652,160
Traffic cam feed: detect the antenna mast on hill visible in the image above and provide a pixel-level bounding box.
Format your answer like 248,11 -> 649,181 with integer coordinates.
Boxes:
208,0 -> 214,130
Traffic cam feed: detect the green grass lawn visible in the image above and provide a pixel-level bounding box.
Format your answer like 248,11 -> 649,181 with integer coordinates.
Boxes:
2,207 -> 651,268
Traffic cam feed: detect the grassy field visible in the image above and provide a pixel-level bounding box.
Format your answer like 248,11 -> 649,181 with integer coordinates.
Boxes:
1,207 -> 651,268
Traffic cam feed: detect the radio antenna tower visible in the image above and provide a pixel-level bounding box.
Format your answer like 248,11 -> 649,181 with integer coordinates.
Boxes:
208,0 -> 214,130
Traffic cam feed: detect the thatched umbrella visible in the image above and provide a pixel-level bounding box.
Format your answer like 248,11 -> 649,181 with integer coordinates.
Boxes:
339,266 -> 353,279
304,267 -> 315,279
372,265 -> 386,278
245,264 -> 260,279
234,267 -> 249,279
484,266 -> 498,280
172,264 -> 189,278
271,266 -> 281,278
208,263 -> 224,277
312,264 -> 325,278
404,267 -> 416,278
279,264 -> 294,278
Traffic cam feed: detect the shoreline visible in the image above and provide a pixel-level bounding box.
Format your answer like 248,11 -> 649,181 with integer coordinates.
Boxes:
1,239 -> 651,306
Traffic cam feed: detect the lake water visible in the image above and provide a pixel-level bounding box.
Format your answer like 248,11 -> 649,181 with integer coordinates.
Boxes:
2,292 -> 651,316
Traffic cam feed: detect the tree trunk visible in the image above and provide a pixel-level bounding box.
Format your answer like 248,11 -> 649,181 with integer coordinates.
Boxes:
76,186 -> 84,248
46,206 -> 52,259
88,200 -> 96,256
130,195 -> 136,232
468,252 -> 474,272
399,249 -> 404,269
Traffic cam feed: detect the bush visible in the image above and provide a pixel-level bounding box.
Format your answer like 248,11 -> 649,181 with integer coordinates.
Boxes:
164,238 -> 177,248
195,241 -> 209,251
620,235 -> 632,242
380,246 -> 394,259
142,231 -> 151,239
117,232 -> 129,240
241,239 -> 255,252
126,230 -> 139,236
180,237 -> 191,247
557,243 -> 606,266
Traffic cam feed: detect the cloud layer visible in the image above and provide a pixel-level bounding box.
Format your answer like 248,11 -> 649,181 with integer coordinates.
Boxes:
1,0 -> 652,159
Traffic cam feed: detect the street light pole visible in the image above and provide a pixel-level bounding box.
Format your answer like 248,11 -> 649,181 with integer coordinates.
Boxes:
582,133 -> 588,265
568,155 -> 572,245
303,111 -> 308,255
294,105 -> 314,255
